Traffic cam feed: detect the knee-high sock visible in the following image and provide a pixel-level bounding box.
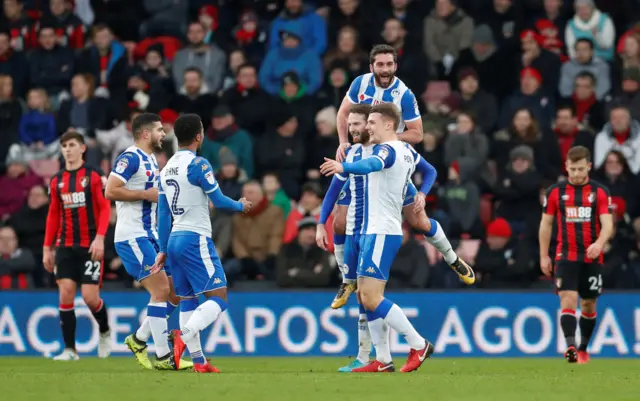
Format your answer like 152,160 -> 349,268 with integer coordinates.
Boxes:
334,234 -> 354,284
560,309 -> 577,348
579,311 -> 596,351
136,299 -> 179,343
356,303 -> 371,363
371,298 -> 426,350
147,302 -> 170,357
180,298 -> 204,363
166,301 -> 177,318
366,311 -> 391,363
59,303 -> 76,350
90,299 -> 110,333
423,218 -> 457,264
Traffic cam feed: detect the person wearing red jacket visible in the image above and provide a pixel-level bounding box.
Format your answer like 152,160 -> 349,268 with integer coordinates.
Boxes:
42,131 -> 112,361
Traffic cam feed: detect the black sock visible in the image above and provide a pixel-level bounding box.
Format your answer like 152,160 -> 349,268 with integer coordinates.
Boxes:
59,305 -> 76,350
579,312 -> 597,351
91,300 -> 110,333
560,309 -> 577,348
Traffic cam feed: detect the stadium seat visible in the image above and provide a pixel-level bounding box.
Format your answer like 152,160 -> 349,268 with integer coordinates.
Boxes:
133,37 -> 183,62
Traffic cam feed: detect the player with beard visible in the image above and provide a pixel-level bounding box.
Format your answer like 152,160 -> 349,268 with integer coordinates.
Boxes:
105,113 -> 191,371
317,104 -> 473,371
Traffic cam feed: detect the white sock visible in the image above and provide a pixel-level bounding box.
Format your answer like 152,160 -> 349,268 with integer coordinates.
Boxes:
179,308 -> 203,363
334,244 -> 354,284
147,302 -> 170,357
425,220 -> 457,264
383,304 -> 426,350
182,299 -> 223,342
135,318 -> 151,343
368,318 -> 392,364
356,313 -> 371,363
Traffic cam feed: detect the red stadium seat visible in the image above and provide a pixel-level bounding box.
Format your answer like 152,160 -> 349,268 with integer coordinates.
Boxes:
133,37 -> 183,62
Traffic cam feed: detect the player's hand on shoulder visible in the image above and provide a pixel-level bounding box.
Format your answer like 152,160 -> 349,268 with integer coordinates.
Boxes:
540,255 -> 552,276
239,197 -> 252,213
336,143 -> 351,162
320,157 -> 343,176
143,187 -> 159,202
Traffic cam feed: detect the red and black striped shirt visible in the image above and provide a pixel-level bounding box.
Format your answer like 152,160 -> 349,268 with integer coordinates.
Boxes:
44,165 -> 111,249
544,179 -> 611,264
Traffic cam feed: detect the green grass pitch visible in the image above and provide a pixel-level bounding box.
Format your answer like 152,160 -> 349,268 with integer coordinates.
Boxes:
1,357 -> 639,401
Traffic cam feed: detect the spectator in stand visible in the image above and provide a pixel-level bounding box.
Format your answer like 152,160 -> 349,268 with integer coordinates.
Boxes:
326,0 -> 370,50
57,73 -> 113,141
229,180 -> 284,280
493,145 -> 542,234
593,150 -> 636,218
0,150 -> 42,219
451,25 -> 511,102
283,181 -> 330,245
259,24 -> 323,96
215,149 -> 246,201
492,108 -> 563,181
473,0 -> 523,52
220,49 -> 248,92
96,108 -> 139,165
316,61 -> 350,110
0,75 -> 22,166
381,17 -> 429,97
420,128 -> 447,185
8,184 -> 48,287
158,108 -> 178,153
170,67 -> 216,129
387,222 -> 430,289
41,0 -> 86,49
306,106 -> 339,185
277,71 -> 317,139
439,158 -> 483,239
211,206 -> 233,263
0,30 -> 29,97
200,104 -> 254,177
263,173 -> 292,218
554,104 -> 595,169
323,26 -> 368,78
612,33 -> 640,91
75,24 -> 128,118
566,71 -> 607,132
172,22 -> 226,95
139,0 -> 188,39
565,0 -> 615,61
535,19 -> 568,62
0,225 -> 36,289
499,67 -> 555,130
2,0 -> 36,51
29,24 -> 75,107
219,63 -> 274,136
255,106 -> 305,198
444,110 -> 490,183
90,0 -> 145,42
457,67 -> 498,134
531,0 -> 569,41
423,0 -> 474,79
269,0 -> 326,55
594,104 -> 640,174
276,216 -> 333,288
613,68 -> 640,121
559,38 -> 610,100
373,0 -> 424,46
518,29 -> 561,97
229,10 -> 268,66
127,44 -> 174,113
17,88 -> 59,161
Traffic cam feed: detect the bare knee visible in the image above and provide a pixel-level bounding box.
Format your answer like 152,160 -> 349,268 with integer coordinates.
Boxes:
58,280 -> 76,305
150,282 -> 170,303
404,207 -> 430,233
80,285 -> 101,310
580,298 -> 597,314
358,289 -> 381,311
559,291 -> 579,310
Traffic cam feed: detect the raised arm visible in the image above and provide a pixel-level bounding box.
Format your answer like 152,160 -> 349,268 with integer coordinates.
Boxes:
187,157 -> 245,212
319,175 -> 348,225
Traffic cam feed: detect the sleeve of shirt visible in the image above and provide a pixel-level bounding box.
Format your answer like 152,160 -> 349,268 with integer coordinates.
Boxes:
543,187 -> 559,216
597,186 -> 612,216
110,152 -> 140,184
346,74 -> 364,104
319,176 -> 344,224
415,155 -> 436,194
400,89 -> 421,122
371,144 -> 396,169
43,176 -> 61,247
335,146 -> 353,181
90,170 -> 110,237
157,192 -> 171,253
186,157 -> 219,194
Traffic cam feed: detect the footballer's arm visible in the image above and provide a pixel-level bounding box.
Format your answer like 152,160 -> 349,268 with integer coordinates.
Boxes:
336,96 -> 353,144
105,175 -> 157,202
398,118 -> 424,144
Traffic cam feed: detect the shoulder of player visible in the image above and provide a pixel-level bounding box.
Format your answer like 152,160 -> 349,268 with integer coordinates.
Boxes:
589,179 -> 610,194
188,156 -> 212,170
545,181 -> 564,194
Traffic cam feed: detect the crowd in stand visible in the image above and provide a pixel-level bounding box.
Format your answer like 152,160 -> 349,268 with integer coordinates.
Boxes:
2,0 -> 640,291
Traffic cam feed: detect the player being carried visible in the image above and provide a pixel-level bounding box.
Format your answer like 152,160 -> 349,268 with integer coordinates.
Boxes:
320,103 -> 434,373
152,114 -> 252,373
539,146 -> 613,364
105,113 -> 192,371
43,131 -> 112,361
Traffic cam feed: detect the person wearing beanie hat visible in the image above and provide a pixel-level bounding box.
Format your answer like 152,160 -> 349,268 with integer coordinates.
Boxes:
214,147 -> 246,204
566,0 -> 615,61
457,66 -> 499,133
535,18 -> 568,62
230,10 -> 268,65
519,28 -> 562,97
498,67 -> 555,129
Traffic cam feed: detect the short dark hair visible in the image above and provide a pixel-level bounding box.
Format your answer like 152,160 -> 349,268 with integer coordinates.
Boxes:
369,44 -> 397,65
567,146 -> 591,163
349,104 -> 371,119
236,63 -> 256,76
60,130 -> 85,145
575,38 -> 594,49
174,114 -> 203,146
184,67 -> 203,77
556,103 -> 577,116
575,71 -> 596,84
132,113 -> 161,140
370,103 -> 400,131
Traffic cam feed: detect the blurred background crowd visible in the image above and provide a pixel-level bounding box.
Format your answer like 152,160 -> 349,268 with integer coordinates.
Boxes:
2,0 -> 640,291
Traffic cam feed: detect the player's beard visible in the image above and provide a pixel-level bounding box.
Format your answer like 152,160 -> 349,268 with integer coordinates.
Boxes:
374,71 -> 395,88
349,129 -> 369,144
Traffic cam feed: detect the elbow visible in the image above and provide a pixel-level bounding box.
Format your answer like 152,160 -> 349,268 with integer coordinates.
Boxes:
104,187 -> 115,200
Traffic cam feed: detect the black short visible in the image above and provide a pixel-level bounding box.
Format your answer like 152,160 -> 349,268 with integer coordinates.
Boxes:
55,247 -> 103,285
554,260 -> 603,299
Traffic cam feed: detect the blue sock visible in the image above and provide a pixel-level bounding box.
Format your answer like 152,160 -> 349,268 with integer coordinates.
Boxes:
424,218 -> 438,237
166,301 -> 177,319
334,233 -> 346,246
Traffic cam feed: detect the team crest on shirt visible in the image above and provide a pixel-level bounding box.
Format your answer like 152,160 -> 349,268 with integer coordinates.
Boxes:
339,190 -> 346,200
205,171 -> 215,185
588,193 -> 595,203
391,89 -> 400,98
202,164 -> 208,172
80,176 -> 89,188
115,158 -> 128,174
58,181 -> 64,189
556,278 -> 562,289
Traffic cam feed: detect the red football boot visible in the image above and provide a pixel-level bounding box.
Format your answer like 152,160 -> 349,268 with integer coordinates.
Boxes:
400,341 -> 434,372
577,350 -> 590,364
565,346 -> 578,363
351,360 -> 395,373
169,329 -> 187,370
194,362 -> 221,373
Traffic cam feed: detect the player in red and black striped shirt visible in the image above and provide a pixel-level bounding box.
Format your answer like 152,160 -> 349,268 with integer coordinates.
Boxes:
539,146 -> 613,365
42,131 -> 112,361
